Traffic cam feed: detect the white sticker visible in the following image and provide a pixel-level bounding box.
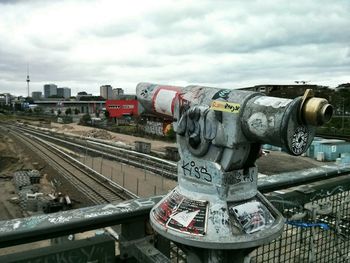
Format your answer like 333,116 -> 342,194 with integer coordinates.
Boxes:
254,97 -> 291,108
154,89 -> 178,116
247,112 -> 268,136
170,210 -> 200,228
229,201 -> 274,234
268,116 -> 275,127
331,145 -> 337,153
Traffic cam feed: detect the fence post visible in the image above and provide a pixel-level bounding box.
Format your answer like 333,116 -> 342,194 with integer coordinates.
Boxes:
84,140 -> 88,164
100,155 -> 103,174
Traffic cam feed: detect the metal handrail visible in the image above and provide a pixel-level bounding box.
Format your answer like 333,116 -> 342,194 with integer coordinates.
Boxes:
0,166 -> 350,249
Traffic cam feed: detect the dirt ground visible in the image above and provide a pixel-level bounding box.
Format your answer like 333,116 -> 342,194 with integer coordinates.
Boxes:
0,130 -> 35,221
33,121 -> 177,152
0,127 -> 90,221
0,126 -> 102,256
257,150 -> 323,175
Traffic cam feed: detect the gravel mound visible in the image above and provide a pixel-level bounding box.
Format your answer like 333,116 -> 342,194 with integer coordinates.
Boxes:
84,129 -> 112,140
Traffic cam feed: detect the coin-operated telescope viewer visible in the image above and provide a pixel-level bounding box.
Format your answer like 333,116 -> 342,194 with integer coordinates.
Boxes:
137,83 -> 332,262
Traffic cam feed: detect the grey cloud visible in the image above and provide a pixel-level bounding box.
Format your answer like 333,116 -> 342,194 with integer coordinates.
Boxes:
147,1 -> 350,55
30,36 -> 73,51
0,0 -> 349,96
83,21 -> 137,38
0,0 -> 26,4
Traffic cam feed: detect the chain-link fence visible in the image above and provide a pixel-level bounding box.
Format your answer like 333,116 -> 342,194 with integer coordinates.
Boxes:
251,190 -> 350,262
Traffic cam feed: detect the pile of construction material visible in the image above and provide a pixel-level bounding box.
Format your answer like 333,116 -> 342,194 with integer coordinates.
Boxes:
13,170 -> 42,212
46,192 -> 72,213
84,129 -> 112,140
13,170 -> 41,190
38,121 -> 52,128
13,170 -> 72,214
134,141 -> 151,154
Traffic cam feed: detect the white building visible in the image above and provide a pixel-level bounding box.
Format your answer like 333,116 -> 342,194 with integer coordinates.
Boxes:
0,93 -> 12,106
57,87 -> 71,99
44,84 -> 57,98
112,88 -> 124,99
100,85 -> 113,99
31,91 -> 42,100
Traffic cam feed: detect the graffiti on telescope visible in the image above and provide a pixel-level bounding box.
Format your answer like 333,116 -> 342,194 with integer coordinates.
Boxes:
144,121 -> 172,137
144,121 -> 164,136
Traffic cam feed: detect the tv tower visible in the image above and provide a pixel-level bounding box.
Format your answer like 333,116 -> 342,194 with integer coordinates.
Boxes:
26,64 -> 30,97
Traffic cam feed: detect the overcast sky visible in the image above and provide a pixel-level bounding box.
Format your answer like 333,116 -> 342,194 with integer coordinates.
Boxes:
0,0 -> 349,96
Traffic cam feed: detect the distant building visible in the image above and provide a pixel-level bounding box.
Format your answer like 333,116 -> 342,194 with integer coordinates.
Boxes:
239,84 -> 327,98
112,88 -> 124,99
31,91 -> 42,100
335,83 -> 350,92
33,100 -> 105,115
0,93 -> 12,106
100,85 -> 113,99
76,93 -> 93,101
57,87 -> 71,99
113,94 -> 136,101
44,84 -> 57,98
105,99 -> 138,118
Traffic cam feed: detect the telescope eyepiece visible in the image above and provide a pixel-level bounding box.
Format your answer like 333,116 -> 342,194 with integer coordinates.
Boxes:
301,97 -> 333,126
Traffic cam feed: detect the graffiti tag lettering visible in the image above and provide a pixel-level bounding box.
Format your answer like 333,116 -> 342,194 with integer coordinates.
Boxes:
181,160 -> 212,182
223,169 -> 254,185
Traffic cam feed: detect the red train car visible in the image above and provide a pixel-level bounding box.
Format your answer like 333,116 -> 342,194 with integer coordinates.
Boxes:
105,100 -> 138,118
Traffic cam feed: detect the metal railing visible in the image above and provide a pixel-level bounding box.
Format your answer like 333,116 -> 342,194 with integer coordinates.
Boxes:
0,166 -> 350,262
252,169 -> 350,263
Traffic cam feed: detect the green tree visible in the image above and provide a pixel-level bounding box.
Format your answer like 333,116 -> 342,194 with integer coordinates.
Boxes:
165,124 -> 176,140
74,108 -> 80,115
34,107 -> 43,113
65,108 -> 72,115
79,113 -> 91,125
49,95 -> 64,98
25,97 -> 34,104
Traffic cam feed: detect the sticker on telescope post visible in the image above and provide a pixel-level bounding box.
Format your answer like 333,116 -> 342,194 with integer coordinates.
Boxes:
228,201 -> 274,234
211,100 -> 240,114
152,190 -> 208,235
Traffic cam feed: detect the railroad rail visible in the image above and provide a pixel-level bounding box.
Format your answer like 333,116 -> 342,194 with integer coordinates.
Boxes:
4,126 -> 137,205
11,124 -> 178,180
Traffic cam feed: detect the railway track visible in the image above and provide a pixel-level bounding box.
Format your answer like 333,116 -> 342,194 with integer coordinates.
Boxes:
12,124 -> 178,180
6,126 -> 137,205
